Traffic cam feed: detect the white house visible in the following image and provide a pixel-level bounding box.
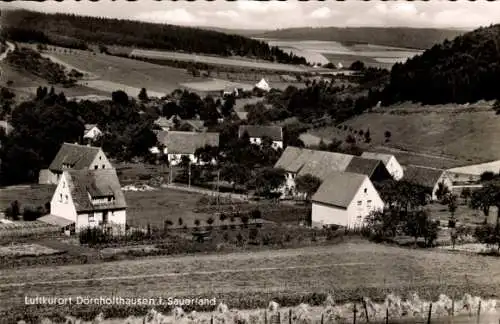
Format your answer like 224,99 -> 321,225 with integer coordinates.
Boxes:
403,165 -> 453,201
83,124 -> 102,142
361,152 -> 404,180
151,131 -> 219,166
311,171 -> 384,229
39,143 -> 113,185
47,168 -> 127,234
255,78 -> 270,92
239,125 -> 283,149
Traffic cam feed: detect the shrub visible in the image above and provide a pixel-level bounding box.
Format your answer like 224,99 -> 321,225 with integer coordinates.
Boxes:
194,219 -> 200,227
22,205 -> 43,221
249,228 -> 259,241
178,218 -> 183,226
251,209 -> 262,220
5,200 -> 21,220
206,217 -> 214,227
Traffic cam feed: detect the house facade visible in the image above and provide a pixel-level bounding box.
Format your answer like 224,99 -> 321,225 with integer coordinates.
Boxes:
39,143 -> 113,185
311,172 -> 384,228
83,124 -> 102,142
50,169 -> 127,234
239,125 -> 283,149
361,152 -> 404,180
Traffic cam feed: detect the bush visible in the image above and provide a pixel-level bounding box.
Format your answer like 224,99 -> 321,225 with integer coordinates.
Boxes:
251,209 -> 262,220
249,228 -> 259,241
22,205 -> 43,221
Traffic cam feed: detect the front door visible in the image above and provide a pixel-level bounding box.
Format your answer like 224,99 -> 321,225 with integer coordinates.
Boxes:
102,211 -> 109,224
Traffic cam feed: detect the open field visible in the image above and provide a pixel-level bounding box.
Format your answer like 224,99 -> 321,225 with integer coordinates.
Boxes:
0,243 -> 62,257
1,241 -> 500,318
43,49 -> 210,95
130,49 -> 317,73
310,104 -> 500,167
0,184 -> 55,211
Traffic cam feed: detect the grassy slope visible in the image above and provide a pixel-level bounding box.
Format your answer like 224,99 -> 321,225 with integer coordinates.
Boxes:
1,241 -> 499,314
310,103 -> 500,167
254,27 -> 466,50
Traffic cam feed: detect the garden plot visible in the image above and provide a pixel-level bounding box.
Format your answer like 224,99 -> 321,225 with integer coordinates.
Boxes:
0,243 -> 63,257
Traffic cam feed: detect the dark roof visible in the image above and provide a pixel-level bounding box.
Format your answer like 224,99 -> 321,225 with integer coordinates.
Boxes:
298,151 -> 354,180
345,157 -> 385,178
239,125 -> 283,141
49,143 -> 101,173
65,169 -> 126,213
159,131 -> 219,154
312,171 -> 367,209
403,165 -> 446,189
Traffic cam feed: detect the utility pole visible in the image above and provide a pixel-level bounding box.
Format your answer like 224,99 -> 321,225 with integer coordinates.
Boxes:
188,161 -> 192,188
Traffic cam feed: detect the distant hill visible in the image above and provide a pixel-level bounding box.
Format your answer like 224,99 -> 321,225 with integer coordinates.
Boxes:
254,27 -> 467,50
197,26 -> 271,37
0,10 -> 307,65
382,24 -> 500,105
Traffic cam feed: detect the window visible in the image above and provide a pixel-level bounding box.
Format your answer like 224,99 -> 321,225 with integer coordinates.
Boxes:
367,200 -> 372,208
65,195 -> 68,203
357,200 -> 362,206
59,193 -> 63,202
364,188 -> 367,193
62,181 -> 65,188
94,165 -> 98,170
99,156 -> 102,160
89,214 -> 94,222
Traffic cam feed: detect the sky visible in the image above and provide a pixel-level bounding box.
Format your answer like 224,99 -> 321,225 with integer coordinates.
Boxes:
3,0 -> 500,30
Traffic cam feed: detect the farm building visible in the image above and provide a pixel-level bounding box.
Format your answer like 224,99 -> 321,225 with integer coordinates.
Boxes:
83,124 -> 102,142
403,165 -> 453,201
151,131 -> 219,166
274,146 -> 355,197
446,160 -> 500,183
361,152 -> 404,180
344,156 -> 393,183
39,143 -> 113,185
154,116 -> 176,131
238,125 -> 283,149
47,169 -> 127,234
0,120 -> 13,135
311,171 -> 384,229
181,79 -> 254,97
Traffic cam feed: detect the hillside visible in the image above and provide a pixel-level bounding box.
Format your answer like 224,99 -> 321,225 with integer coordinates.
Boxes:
310,102 -> 500,168
255,27 -> 466,50
382,24 -> 500,105
0,9 -> 307,65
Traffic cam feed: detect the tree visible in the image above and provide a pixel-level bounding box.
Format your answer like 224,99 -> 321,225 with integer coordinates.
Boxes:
444,193 -> 458,227
5,200 -> 20,221
436,183 -> 451,203
349,60 -> 366,71
221,95 -> 235,117
178,217 -> 183,226
480,171 -> 496,182
460,187 -> 472,204
365,208 -> 401,239
384,130 -> 392,142
194,219 -> 200,227
494,100 -> 500,115
138,88 -> 148,102
469,185 -> 498,223
253,167 -> 286,198
112,90 -> 129,106
403,210 -> 437,247
206,217 -> 214,227
364,129 -> 371,143
295,174 -> 322,201
474,223 -> 500,253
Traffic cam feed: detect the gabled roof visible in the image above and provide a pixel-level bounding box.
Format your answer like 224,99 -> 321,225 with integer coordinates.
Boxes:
403,165 -> 446,189
235,111 -> 248,120
297,151 -> 354,180
361,152 -> 395,166
274,146 -> 307,171
49,143 -> 102,173
158,131 -> 219,154
345,157 -> 385,178
154,117 -> 174,128
65,169 -> 126,213
312,171 -> 367,209
183,119 -> 206,132
239,125 -> 283,141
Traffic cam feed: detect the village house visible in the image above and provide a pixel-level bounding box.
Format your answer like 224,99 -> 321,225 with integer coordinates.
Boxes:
361,152 -> 404,180
83,124 -> 102,142
255,78 -> 271,92
154,116 -> 177,131
403,165 -> 453,201
344,156 -> 393,184
40,169 -> 127,234
311,171 -> 384,229
239,125 -> 283,149
151,131 -> 219,166
38,143 -> 113,185
274,146 -> 355,197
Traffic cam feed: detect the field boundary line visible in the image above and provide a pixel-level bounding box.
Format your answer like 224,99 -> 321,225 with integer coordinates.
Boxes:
0,262 -> 373,288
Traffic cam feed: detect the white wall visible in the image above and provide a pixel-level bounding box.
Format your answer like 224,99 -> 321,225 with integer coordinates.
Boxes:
51,173 -> 77,224
386,157 -> 404,180
89,149 -> 113,170
249,137 -> 283,150
168,153 -> 197,166
76,209 -> 126,232
312,177 -> 384,228
83,127 -> 102,140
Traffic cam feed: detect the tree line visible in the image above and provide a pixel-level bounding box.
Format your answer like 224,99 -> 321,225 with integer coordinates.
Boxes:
2,10 -> 308,65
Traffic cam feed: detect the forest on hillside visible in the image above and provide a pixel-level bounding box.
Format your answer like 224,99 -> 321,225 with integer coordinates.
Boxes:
255,27 -> 466,50
382,24 -> 500,105
1,10 -> 308,65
